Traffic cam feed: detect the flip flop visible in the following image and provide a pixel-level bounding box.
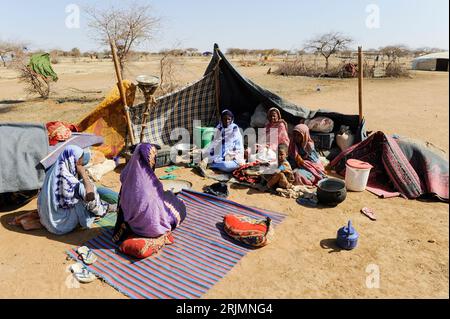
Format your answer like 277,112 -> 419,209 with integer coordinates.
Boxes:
70,263 -> 96,284
76,246 -> 97,265
164,166 -> 180,173
159,174 -> 177,180
361,207 -> 377,221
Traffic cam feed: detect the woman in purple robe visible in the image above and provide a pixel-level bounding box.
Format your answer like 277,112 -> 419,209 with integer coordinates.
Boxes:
112,143 -> 187,244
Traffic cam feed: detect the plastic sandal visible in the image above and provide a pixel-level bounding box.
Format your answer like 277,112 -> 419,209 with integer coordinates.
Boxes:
70,263 -> 96,283
76,246 -> 98,265
159,174 -> 177,180
361,207 -> 377,221
164,166 -> 180,173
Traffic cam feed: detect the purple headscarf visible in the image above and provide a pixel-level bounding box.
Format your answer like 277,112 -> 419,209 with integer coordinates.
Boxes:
119,143 -> 186,238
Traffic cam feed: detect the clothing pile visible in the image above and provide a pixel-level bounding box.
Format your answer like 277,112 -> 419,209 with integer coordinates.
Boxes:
46,121 -> 79,146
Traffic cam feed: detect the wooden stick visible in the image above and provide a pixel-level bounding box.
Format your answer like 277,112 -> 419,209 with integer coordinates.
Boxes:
140,96 -> 156,143
358,46 -> 364,123
110,41 -> 136,146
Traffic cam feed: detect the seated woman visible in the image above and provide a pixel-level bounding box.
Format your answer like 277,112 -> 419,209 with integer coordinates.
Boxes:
202,109 -> 245,173
112,143 -> 187,245
265,107 -> 290,152
35,146 -> 112,235
288,124 -> 327,186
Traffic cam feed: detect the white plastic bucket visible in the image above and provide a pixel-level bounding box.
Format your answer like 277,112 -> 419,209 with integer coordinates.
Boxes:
345,160 -> 372,192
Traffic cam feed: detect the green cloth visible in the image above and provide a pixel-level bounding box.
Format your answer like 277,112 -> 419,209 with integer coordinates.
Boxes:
96,186 -> 119,204
29,53 -> 58,81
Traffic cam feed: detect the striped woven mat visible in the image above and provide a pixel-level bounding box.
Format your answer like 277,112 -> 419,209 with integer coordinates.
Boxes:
67,189 -> 285,299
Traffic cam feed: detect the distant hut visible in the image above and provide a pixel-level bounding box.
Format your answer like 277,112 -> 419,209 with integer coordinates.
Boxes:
412,52 -> 449,71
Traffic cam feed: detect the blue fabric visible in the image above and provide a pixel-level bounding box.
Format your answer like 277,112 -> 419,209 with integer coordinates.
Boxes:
82,148 -> 91,166
209,160 -> 240,173
53,145 -> 83,209
38,145 -> 106,235
38,166 -> 102,235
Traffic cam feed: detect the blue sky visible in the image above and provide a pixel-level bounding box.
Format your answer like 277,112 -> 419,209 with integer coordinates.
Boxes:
1,0 -> 448,52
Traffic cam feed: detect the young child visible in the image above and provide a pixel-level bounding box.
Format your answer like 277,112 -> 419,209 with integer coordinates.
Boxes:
266,143 -> 295,190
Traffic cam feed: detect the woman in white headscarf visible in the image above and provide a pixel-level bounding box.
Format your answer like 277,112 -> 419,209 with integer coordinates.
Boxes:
202,109 -> 245,173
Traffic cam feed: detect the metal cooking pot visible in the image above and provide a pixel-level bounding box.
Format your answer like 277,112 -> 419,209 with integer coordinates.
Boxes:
317,178 -> 347,206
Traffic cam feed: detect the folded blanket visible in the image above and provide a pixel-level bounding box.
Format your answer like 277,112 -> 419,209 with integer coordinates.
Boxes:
0,123 -> 48,193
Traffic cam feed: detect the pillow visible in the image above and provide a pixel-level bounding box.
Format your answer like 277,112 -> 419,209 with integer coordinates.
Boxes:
223,214 -> 274,247
119,232 -> 174,259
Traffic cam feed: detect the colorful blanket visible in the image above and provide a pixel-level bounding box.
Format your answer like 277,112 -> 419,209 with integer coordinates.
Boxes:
68,189 -> 286,299
330,131 -> 448,201
76,81 -> 136,158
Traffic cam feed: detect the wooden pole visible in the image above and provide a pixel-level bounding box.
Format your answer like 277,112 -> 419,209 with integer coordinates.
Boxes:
110,41 -> 136,146
358,46 -> 363,123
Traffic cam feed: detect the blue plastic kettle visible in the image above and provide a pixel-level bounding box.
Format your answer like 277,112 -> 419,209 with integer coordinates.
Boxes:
336,220 -> 359,250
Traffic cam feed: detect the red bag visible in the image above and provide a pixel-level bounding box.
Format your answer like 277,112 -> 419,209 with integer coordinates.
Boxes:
119,232 -> 174,259
223,214 -> 274,247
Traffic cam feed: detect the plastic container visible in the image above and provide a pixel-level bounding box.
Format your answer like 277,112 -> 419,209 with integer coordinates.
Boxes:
155,145 -> 172,168
345,159 -> 373,192
336,220 -> 359,250
194,127 -> 216,148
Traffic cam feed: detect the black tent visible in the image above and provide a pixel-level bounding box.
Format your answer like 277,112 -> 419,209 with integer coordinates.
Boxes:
131,44 -> 367,153
205,44 -> 367,141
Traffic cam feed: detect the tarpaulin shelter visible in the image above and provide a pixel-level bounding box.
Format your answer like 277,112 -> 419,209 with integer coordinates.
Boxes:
412,52 -> 449,72
78,44 -> 366,157
130,44 -> 367,149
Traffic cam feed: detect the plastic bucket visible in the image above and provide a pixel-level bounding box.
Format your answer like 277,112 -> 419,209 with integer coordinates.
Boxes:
194,127 -> 215,148
345,159 -> 373,192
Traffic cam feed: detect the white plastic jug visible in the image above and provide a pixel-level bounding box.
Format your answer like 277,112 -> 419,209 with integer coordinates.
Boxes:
345,159 -> 373,192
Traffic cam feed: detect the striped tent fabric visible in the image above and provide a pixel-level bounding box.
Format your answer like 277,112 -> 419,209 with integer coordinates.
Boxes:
67,189 -> 285,299
129,72 -> 219,146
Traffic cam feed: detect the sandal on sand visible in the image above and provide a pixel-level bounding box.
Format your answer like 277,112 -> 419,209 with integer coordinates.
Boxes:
361,207 -> 377,221
159,174 -> 177,180
76,246 -> 97,265
70,263 -> 96,283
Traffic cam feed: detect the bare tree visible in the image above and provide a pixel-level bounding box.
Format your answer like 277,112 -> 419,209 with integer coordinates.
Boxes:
70,47 -> 81,58
9,50 -> 54,99
304,32 -> 353,71
379,45 -> 411,62
413,47 -> 445,57
0,41 -> 26,67
85,3 -> 160,73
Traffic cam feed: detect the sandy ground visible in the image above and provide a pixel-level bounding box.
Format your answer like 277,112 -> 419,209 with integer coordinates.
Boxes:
0,57 -> 448,298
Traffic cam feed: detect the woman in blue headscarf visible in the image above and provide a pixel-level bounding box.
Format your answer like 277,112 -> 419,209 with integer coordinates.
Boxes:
202,109 -> 245,173
35,145 -> 112,235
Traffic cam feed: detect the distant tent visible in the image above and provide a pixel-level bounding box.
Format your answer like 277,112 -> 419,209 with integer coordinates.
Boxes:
412,52 -> 449,71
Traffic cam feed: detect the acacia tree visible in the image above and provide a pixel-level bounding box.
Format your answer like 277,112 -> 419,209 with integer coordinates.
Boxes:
304,32 -> 353,71
85,3 -> 160,73
379,45 -> 411,62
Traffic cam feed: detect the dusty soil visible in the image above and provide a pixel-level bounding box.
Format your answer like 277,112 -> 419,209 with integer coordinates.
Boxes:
0,57 -> 448,298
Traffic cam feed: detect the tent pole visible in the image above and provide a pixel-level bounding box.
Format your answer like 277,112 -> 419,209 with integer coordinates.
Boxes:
214,53 -> 222,117
110,40 -> 136,146
358,46 -> 364,124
